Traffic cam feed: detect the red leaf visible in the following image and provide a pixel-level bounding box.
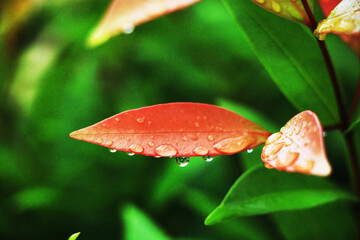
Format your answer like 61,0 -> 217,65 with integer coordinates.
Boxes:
261,111 -> 331,176
87,0 -> 201,47
70,103 -> 270,157
318,0 -> 341,16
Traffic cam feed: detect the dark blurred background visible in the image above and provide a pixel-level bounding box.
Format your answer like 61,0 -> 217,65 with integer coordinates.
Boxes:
0,0 -> 358,239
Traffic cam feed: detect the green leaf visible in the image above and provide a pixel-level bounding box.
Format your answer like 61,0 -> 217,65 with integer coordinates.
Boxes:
121,204 -> 171,240
223,0 -> 338,125
347,114 -> 360,133
68,232 -> 81,240
272,202 -> 358,239
216,98 -> 278,133
205,165 -> 355,225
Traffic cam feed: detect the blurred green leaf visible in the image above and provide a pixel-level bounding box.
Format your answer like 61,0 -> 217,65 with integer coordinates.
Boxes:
14,187 -> 59,212
205,165 -> 355,225
347,114 -> 360,133
68,232 -> 81,240
223,0 -> 339,125
272,202 -> 358,239
121,204 -> 171,240
216,98 -> 278,132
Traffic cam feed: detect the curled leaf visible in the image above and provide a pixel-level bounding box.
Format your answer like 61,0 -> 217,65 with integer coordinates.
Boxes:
87,0 -> 201,47
315,0 -> 360,37
251,0 -> 312,25
70,103 -> 270,157
261,110 -> 331,176
317,0 -> 360,56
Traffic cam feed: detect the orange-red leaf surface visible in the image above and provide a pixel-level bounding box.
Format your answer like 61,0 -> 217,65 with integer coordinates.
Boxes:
70,103 -> 271,157
261,111 -> 331,176
87,0 -> 201,47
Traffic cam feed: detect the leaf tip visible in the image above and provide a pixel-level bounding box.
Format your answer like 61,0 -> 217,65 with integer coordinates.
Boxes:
68,232 -> 81,240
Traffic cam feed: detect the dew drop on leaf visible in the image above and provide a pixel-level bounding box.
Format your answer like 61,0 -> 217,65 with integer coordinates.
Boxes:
123,22 -> 134,34
193,146 -> 209,156
155,145 -> 177,157
109,148 -> 117,153
247,149 -> 254,153
203,156 -> 214,162
175,157 -> 190,167
126,152 -> 135,156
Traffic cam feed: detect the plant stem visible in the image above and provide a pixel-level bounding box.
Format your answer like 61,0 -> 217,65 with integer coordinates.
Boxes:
349,73 -> 360,120
301,0 -> 360,201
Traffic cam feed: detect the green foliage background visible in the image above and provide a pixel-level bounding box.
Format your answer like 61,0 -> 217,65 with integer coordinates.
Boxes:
0,0 -> 359,239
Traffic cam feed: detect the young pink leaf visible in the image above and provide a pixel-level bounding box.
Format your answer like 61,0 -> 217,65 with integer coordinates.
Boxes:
315,0 -> 360,37
70,103 -> 270,157
87,0 -> 201,47
261,111 -> 331,177
251,0 -> 312,25
317,0 -> 360,56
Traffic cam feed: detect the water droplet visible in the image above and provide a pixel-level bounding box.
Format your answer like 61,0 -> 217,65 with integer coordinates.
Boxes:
183,136 -> 188,141
175,157 -> 189,167
109,148 -> 117,153
115,117 -> 120,122
207,135 -> 214,141
272,2 -> 281,13
154,156 -> 161,158
155,145 -> 177,157
266,132 -> 282,144
323,131 -> 327,137
213,136 -> 250,154
203,156 -> 214,162
126,137 -> 130,141
264,142 -> 284,156
105,140 -> 113,146
96,138 -> 103,144
195,122 -> 200,127
129,144 -> 144,153
247,149 -> 253,153
193,146 -> 209,156
136,116 -> 145,123
123,23 -> 134,34
277,151 -> 299,167
147,141 -> 154,147
264,163 -> 274,169
294,160 -> 315,172
150,135 -> 154,139
190,135 -> 198,141
127,152 -> 135,156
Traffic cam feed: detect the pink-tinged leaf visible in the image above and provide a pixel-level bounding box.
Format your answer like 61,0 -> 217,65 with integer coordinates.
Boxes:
87,0 -> 201,47
315,0 -> 360,38
70,103 -> 271,157
317,0 -> 360,56
251,0 -> 312,25
261,111 -> 331,177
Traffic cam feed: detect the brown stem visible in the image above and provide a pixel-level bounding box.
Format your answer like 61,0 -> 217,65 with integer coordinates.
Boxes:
301,0 -> 360,216
349,71 -> 360,120
323,124 -> 341,132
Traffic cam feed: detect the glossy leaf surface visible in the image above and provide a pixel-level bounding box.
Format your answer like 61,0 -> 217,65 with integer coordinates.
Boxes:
87,0 -> 201,47
224,0 -> 339,125
70,103 -> 270,157
262,111 -> 331,176
205,165 -> 354,225
251,0 -> 312,25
